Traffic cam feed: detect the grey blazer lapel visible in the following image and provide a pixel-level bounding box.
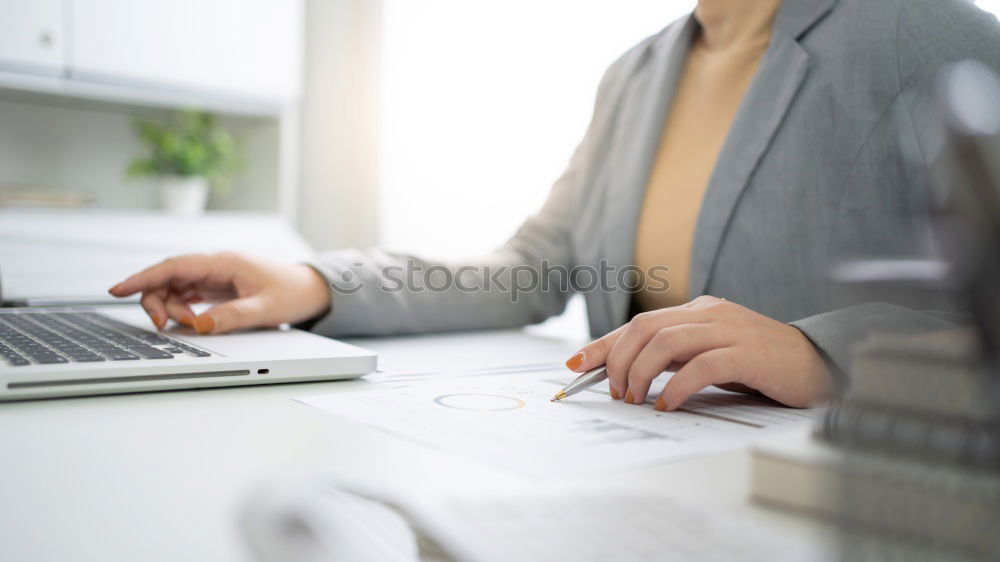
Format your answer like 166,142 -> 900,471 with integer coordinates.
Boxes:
601,16 -> 697,326
688,0 -> 837,298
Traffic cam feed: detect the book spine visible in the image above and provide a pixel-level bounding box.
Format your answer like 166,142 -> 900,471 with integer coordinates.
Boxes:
846,355 -> 1000,421
821,402 -> 1000,468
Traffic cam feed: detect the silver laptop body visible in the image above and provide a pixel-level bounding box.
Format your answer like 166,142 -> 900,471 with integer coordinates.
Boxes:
0,305 -> 376,401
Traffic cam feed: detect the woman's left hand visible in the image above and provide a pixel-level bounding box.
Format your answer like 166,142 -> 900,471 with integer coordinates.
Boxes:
564,296 -> 834,410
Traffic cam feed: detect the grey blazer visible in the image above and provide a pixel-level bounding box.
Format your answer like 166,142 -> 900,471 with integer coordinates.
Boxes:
309,0 -> 1000,375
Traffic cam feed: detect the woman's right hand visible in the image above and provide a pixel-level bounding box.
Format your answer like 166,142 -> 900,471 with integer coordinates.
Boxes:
107,252 -> 332,334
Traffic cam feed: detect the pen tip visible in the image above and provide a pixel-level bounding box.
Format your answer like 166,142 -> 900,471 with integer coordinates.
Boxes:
550,391 -> 567,402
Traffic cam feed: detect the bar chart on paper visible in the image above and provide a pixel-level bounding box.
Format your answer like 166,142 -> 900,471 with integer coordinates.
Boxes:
297,372 -> 817,476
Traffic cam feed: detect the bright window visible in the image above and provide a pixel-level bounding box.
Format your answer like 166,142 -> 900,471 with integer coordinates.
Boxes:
378,0 -> 696,259
977,0 -> 1000,17
378,0 -> 999,260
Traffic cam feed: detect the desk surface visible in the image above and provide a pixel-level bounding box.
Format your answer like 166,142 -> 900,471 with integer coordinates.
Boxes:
0,332 -> 832,562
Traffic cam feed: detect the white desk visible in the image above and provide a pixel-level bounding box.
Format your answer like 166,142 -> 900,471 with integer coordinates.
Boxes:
0,331 -> 833,562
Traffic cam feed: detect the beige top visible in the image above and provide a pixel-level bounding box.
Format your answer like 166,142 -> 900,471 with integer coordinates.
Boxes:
633,0 -> 784,312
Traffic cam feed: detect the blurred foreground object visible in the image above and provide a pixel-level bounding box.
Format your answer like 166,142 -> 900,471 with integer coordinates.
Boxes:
931,60 -> 1000,362
827,329 -> 1000,560
753,60 -> 1000,562
753,330 -> 1000,560
242,476 -> 831,562
242,478 -> 420,562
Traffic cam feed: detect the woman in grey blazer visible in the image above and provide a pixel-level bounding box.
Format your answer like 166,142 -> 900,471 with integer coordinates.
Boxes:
110,0 -> 1000,410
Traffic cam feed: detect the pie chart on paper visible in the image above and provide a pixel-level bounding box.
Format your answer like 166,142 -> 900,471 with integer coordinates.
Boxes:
433,393 -> 526,411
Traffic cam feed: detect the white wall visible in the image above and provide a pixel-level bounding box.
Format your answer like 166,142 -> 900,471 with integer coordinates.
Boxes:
977,0 -> 1000,16
297,0 -> 381,251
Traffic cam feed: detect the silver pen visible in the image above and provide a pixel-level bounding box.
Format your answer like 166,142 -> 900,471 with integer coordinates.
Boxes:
550,366 -> 608,402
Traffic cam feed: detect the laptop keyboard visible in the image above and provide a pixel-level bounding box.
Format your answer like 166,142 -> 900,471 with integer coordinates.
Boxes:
0,311 -> 212,367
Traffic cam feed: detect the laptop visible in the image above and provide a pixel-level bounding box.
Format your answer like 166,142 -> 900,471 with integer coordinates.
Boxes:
0,298 -> 377,401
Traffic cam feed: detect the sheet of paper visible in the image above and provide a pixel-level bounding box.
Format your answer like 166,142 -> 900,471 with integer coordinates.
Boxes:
591,373 -> 816,429
344,330 -> 579,384
297,371 -> 817,477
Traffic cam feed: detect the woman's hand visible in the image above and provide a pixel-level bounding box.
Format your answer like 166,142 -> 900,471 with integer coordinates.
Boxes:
108,252 -> 331,334
564,296 -> 833,410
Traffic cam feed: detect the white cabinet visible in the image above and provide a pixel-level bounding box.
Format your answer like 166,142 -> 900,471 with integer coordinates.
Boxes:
0,0 -> 302,109
0,0 -> 65,76
69,0 -> 303,103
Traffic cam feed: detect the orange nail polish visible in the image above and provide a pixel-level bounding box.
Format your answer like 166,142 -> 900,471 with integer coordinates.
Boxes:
624,389 -> 634,404
194,314 -> 215,335
609,385 -> 620,400
565,352 -> 584,371
655,396 -> 667,411
179,315 -> 194,327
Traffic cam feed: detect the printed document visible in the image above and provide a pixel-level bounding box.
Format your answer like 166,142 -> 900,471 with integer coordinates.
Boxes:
298,371 -> 816,476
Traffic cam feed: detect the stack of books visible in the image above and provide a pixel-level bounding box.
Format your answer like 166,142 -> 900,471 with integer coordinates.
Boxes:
0,183 -> 94,207
752,329 -> 1000,561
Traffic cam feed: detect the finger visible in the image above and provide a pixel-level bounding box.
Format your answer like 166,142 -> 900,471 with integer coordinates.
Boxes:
164,293 -> 196,327
715,382 -> 763,396
175,287 -> 204,305
656,349 -> 736,411
625,324 -> 726,406
140,290 -> 168,329
194,295 -> 269,334
565,324 -> 625,373
183,294 -> 205,305
109,254 -> 217,297
607,308 -> 705,402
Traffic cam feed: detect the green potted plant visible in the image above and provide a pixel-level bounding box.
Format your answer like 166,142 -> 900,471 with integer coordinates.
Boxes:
127,110 -> 242,216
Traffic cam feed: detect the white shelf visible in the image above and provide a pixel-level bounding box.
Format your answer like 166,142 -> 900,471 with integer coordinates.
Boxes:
0,69 -> 292,118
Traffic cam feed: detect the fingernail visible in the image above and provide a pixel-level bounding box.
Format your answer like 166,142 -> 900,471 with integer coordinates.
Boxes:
179,315 -> 194,327
609,385 -> 620,400
655,396 -> 667,411
194,314 -> 215,335
565,352 -> 584,371
624,390 -> 635,404
153,314 -> 165,329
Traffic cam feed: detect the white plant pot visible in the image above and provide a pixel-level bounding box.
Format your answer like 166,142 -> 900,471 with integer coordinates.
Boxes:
160,177 -> 209,216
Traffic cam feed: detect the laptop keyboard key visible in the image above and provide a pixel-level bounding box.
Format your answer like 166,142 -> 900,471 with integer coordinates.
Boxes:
0,310 -> 211,366
35,355 -> 69,364
0,343 -> 30,367
128,346 -> 174,359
